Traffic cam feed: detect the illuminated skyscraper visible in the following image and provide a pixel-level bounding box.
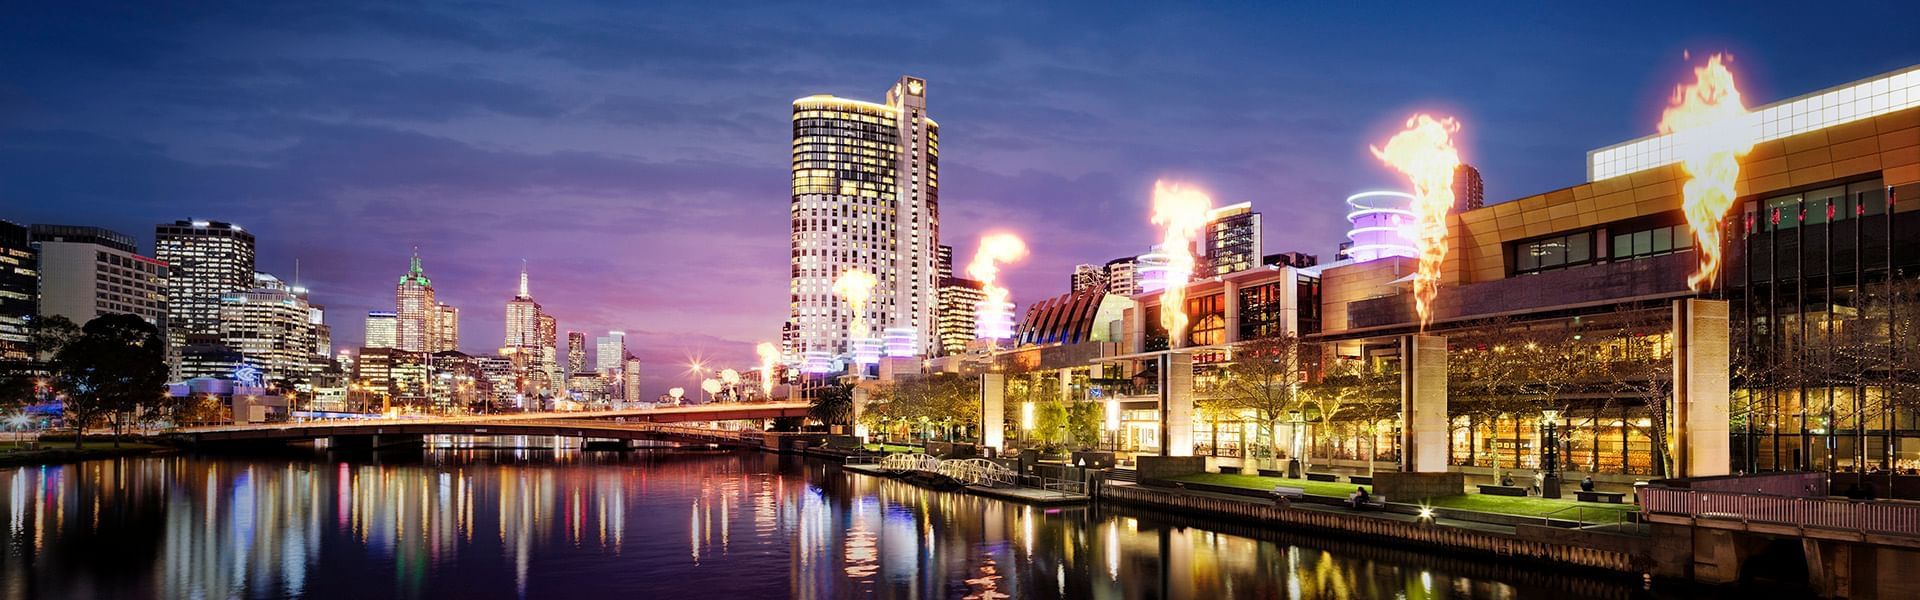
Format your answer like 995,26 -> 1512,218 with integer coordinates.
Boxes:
1198,202 -> 1262,276
394,249 -> 436,352
1453,163 -> 1485,212
1104,257 -> 1138,297
504,262 -> 540,348
432,302 -> 459,351
363,311 -> 397,348
219,272 -> 317,385
935,277 -> 984,356
566,331 -> 586,374
622,355 -> 641,402
0,221 -> 36,369
595,331 -> 625,373
154,219 -> 254,347
789,75 -> 941,359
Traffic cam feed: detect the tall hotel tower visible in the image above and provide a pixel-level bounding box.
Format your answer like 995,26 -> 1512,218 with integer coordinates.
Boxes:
788,75 -> 940,362
155,220 -> 254,355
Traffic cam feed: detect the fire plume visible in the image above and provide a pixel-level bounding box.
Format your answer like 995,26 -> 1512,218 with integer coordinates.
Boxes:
968,232 -> 1028,339
1371,114 -> 1462,331
1658,53 -> 1754,292
1150,180 -> 1213,346
755,342 -> 779,396
832,269 -> 878,339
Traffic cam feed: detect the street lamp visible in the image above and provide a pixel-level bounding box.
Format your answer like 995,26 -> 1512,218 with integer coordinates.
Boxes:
1540,408 -> 1563,499
1020,401 -> 1035,448
1288,409 -> 1305,479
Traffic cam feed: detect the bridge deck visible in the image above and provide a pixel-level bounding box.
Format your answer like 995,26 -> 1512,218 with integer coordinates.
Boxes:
169,402 -> 808,446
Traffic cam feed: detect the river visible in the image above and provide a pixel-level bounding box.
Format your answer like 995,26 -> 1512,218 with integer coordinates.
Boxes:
0,447 -> 1713,599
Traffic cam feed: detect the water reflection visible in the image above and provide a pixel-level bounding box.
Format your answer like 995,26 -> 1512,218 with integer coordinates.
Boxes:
2,450 -> 1670,599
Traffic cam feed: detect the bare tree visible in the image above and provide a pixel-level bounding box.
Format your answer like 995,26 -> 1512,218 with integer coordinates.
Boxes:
1210,335 -> 1312,466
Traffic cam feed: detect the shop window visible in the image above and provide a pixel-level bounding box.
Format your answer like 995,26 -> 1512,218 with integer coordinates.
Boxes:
1611,225 -> 1692,261
1514,231 -> 1594,274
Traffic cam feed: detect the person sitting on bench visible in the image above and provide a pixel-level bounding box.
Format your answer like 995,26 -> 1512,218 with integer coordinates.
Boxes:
1499,472 -> 1514,487
1347,487 -> 1371,509
1580,476 -> 1595,492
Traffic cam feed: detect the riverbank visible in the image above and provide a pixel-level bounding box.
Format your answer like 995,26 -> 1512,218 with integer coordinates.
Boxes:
1100,481 -> 1650,576
0,441 -> 177,467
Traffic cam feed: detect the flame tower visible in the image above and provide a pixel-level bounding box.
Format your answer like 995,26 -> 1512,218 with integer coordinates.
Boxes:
788,76 -> 941,360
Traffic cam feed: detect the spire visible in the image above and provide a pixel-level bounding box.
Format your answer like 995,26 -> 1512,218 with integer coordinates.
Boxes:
517,259 -> 530,299
399,246 -> 431,286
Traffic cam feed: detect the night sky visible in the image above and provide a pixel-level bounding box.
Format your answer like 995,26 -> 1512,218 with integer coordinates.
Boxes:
4,1 -> 1916,396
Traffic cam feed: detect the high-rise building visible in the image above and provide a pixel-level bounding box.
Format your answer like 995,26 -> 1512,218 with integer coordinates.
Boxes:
505,262 -> 540,349
536,313 -> 559,394
433,302 -> 459,352
935,277 -> 985,356
566,331 -> 587,374
219,272 -> 317,386
394,250 -> 436,353
0,221 -> 36,368
1070,264 -> 1108,294
1263,251 -> 1319,268
363,311 -> 397,349
1453,163 -> 1485,212
1198,202 -> 1262,276
622,355 -> 641,403
154,220 -> 254,347
1104,257 -> 1138,297
595,331 -> 626,373
30,225 -> 169,330
789,75 -> 941,358
937,245 -> 954,280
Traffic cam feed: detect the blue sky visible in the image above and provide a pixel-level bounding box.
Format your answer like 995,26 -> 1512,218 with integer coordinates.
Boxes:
3,1 -> 1916,395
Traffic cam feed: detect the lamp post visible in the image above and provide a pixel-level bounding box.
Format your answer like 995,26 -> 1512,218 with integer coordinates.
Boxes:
1540,408 -> 1562,499
1020,400 -> 1035,449
1287,409 -> 1305,479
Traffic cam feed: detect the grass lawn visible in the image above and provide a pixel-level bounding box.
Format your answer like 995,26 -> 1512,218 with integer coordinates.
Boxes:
862,443 -> 924,454
1165,472 -> 1361,498
1162,472 -> 1638,520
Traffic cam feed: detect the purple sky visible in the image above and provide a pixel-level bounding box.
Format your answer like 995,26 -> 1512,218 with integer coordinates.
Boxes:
4,1 -> 1916,397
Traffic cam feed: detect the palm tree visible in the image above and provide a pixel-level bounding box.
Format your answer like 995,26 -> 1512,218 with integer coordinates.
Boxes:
809,382 -> 854,431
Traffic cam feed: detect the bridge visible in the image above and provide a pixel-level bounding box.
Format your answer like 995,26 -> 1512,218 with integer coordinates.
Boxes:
1637,477 -> 1920,597
169,401 -> 810,447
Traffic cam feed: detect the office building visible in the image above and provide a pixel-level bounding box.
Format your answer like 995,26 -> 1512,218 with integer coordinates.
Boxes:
1104,257 -> 1138,297
433,303 -> 459,352
363,311 -> 398,349
505,263 -> 540,349
938,244 -> 954,280
789,75 -> 941,358
30,225 -> 168,330
0,221 -> 36,367
1070,264 -> 1107,294
154,220 -> 254,348
622,355 -> 641,402
1263,252 -> 1319,269
1198,202 -> 1262,276
595,331 -> 626,373
566,331 -> 587,374
935,277 -> 985,356
218,272 -> 317,386
394,250 -> 436,353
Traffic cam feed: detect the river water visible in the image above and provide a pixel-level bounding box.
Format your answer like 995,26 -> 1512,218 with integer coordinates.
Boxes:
0,448 -> 1705,599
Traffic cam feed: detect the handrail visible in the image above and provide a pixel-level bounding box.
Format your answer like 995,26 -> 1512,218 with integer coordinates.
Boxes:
1640,487 -> 1920,538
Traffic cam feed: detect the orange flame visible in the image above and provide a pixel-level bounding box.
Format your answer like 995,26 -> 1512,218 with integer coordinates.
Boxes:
1658,53 -> 1754,292
1150,180 -> 1213,346
832,269 -> 877,339
1371,114 -> 1461,331
967,232 -> 1029,336
755,342 -> 779,396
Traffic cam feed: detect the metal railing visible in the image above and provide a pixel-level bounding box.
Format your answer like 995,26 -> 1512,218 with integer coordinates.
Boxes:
1640,487 -> 1920,538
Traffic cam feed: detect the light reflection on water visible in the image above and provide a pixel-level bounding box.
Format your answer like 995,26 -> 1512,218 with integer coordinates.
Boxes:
1,450 -> 1664,599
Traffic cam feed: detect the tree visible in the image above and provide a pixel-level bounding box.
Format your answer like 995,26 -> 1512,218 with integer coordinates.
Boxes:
1209,335 -> 1312,466
808,382 -> 854,431
47,315 -> 168,448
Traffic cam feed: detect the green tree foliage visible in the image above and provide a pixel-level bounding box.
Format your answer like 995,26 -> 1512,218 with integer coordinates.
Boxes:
47,314 -> 168,448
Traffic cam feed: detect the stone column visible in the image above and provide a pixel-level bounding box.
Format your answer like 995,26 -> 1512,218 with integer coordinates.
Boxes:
1401,334 -> 1449,473
851,384 -> 872,441
1160,353 -> 1194,457
1127,306 -> 1146,354
1673,298 -> 1732,477
981,372 -> 1006,452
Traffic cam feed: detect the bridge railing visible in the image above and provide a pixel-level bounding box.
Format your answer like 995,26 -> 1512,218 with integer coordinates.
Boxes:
1641,487 -> 1920,538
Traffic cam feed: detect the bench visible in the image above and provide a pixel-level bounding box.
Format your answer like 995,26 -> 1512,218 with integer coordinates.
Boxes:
1345,495 -> 1388,510
1478,484 -> 1529,497
1306,472 -> 1339,482
1348,475 -> 1373,485
1576,490 -> 1627,504
1268,486 -> 1306,500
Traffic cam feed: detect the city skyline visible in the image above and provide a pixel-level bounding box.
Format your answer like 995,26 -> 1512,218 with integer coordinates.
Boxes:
5,2 -> 1919,397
